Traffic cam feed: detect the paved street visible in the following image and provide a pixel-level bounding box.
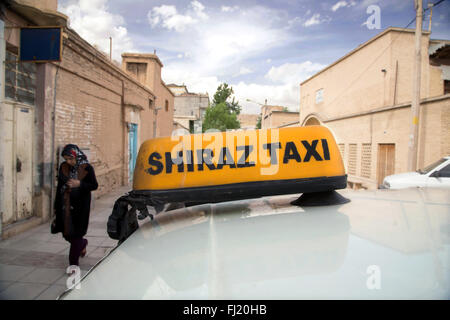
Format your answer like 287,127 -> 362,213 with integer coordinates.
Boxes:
0,186 -> 131,300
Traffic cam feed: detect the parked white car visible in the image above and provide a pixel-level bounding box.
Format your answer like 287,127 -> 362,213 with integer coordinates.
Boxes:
59,187 -> 450,300
382,157 -> 450,189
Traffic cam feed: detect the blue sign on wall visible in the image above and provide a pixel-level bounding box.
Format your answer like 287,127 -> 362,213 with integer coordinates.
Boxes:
20,27 -> 62,62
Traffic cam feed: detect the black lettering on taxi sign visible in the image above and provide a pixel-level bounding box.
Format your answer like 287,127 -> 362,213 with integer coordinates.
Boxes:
146,139 -> 331,176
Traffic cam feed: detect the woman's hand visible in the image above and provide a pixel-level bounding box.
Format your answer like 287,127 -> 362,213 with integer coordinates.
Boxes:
67,179 -> 81,188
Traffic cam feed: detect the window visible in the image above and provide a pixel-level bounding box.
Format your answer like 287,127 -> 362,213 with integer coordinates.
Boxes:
438,164 -> 450,177
165,100 -> 169,112
126,62 -> 147,84
348,144 -> 357,176
5,49 -> 36,105
445,80 -> 450,95
315,88 -> 323,104
418,158 -> 446,174
149,98 -> 154,109
361,143 -> 372,178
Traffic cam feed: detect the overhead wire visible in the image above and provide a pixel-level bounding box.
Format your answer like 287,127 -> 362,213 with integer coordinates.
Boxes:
321,15 -> 416,111
424,0 -> 447,12
317,0 -> 447,111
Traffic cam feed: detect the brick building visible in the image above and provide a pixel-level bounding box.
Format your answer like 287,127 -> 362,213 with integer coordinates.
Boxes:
167,83 -> 209,133
299,27 -> 450,189
0,0 -> 174,238
261,105 -> 299,129
121,53 -> 175,138
237,113 -> 259,130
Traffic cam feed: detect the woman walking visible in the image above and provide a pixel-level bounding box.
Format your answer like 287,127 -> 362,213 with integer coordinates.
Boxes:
53,144 -> 98,269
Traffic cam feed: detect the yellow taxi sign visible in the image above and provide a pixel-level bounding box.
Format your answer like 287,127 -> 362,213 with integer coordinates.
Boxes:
108,126 -> 347,240
132,126 -> 346,200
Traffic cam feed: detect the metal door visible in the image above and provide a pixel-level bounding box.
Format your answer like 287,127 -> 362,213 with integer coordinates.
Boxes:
128,123 -> 138,182
14,105 -> 33,221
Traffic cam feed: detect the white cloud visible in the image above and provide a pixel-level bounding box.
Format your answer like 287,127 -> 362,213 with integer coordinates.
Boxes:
332,1 -> 348,12
234,67 -> 253,77
156,5 -> 303,113
191,0 -> 208,20
149,5 -> 176,28
161,69 -> 300,114
265,61 -> 326,84
233,82 -> 299,113
163,61 -> 323,114
332,1 -> 356,11
59,0 -> 135,61
157,13 -> 290,79
231,61 -> 325,113
147,1 -> 208,32
162,68 -> 220,99
221,6 -> 239,13
303,14 -> 322,27
287,16 -> 303,29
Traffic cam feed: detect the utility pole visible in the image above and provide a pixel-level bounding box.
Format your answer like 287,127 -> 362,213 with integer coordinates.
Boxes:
407,0 -> 423,172
428,2 -> 433,32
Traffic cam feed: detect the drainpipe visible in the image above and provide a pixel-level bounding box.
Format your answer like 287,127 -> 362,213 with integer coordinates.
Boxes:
49,64 -> 57,221
0,19 -> 5,238
49,41 -> 65,221
121,79 -> 126,185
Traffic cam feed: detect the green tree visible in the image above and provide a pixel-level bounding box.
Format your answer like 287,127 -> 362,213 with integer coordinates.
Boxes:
202,83 -> 242,132
255,115 -> 262,129
202,102 -> 240,132
212,83 -> 242,115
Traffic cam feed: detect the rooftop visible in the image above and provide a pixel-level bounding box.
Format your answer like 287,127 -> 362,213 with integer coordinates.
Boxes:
121,52 -> 164,67
300,27 -> 434,86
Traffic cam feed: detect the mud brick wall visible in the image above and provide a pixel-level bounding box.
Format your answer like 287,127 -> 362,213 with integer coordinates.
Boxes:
53,30 -> 157,197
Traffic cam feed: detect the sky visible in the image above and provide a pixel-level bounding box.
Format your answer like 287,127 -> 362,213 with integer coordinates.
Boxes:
58,0 -> 450,114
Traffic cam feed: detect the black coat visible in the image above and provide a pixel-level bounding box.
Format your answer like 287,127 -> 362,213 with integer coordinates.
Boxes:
54,162 -> 98,239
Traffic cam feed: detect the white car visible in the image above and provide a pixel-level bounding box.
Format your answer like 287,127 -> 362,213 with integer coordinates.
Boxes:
382,157 -> 450,189
59,187 -> 450,300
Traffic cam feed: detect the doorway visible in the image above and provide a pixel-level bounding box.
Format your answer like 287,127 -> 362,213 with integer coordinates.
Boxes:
128,123 -> 138,183
4,104 -> 35,225
377,144 -> 395,187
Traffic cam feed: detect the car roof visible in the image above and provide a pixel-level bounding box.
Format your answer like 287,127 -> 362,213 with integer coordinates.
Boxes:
61,187 -> 450,300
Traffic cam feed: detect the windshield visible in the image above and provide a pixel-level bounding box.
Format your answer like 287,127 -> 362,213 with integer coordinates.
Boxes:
417,158 -> 446,174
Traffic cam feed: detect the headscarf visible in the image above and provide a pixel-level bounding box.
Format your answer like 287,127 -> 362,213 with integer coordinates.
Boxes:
61,144 -> 89,180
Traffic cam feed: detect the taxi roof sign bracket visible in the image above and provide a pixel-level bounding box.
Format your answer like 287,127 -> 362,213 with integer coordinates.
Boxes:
291,190 -> 350,207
